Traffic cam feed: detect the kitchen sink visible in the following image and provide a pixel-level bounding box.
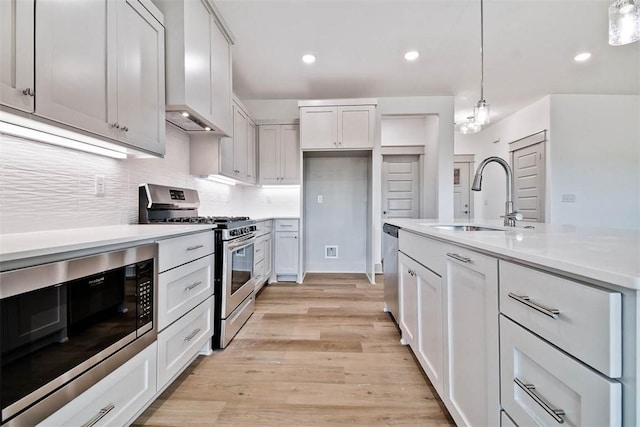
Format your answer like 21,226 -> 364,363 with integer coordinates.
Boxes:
427,225 -> 505,231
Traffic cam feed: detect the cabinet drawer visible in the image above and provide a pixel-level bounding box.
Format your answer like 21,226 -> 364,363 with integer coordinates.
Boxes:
254,239 -> 265,264
275,219 -> 299,231
158,254 -> 214,331
157,297 -> 214,389
500,261 -> 622,377
398,230 -> 447,276
157,231 -> 214,272
500,316 -> 621,427
38,342 -> 157,427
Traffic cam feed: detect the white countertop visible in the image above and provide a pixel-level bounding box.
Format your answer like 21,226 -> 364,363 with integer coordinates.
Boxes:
0,224 -> 215,268
386,219 -> 640,290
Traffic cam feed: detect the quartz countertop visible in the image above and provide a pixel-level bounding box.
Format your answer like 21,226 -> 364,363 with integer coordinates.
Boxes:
386,219 -> 640,290
0,224 -> 216,270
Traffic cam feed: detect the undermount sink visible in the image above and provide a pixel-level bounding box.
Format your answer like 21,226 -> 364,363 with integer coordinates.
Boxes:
428,225 -> 505,231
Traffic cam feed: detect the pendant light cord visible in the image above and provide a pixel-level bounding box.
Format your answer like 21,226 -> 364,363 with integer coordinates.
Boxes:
480,0 -> 484,102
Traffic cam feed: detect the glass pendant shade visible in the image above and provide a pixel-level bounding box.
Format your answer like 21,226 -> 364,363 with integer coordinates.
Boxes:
473,100 -> 490,125
460,117 -> 481,134
609,0 -> 640,45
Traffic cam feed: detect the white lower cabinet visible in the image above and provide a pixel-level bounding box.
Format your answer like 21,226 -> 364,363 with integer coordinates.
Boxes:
274,220 -> 299,280
501,316 -> 622,426
38,342 -> 157,427
157,296 -> 214,390
444,246 -> 500,427
398,252 -> 444,395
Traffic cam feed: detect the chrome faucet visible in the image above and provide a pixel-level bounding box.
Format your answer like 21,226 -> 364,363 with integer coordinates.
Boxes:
471,156 -> 523,226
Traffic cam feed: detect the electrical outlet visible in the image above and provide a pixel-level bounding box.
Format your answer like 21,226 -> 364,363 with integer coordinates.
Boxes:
317,195 -> 323,203
561,194 -> 576,203
95,175 -> 106,197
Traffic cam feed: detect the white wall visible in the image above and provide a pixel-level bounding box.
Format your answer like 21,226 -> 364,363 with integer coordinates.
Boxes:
455,96 -> 551,221
242,99 -> 299,122
303,155 -> 369,272
549,95 -> 639,229
0,125 -> 243,233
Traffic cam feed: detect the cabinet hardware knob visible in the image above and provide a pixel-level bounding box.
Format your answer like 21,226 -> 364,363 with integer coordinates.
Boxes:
514,378 -> 565,423
22,88 -> 35,96
111,123 -> 120,129
122,126 -> 129,132
508,293 -> 560,319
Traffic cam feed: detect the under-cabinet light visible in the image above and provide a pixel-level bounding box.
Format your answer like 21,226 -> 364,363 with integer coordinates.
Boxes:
0,112 -> 127,159
260,185 -> 300,189
204,174 -> 237,186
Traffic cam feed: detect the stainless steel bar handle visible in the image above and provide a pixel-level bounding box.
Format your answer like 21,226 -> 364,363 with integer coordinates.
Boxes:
446,253 -> 472,263
81,403 -> 116,427
508,292 -> 560,319
184,328 -> 201,342
186,244 -> 204,251
184,281 -> 203,291
227,234 -> 257,250
514,378 -> 565,423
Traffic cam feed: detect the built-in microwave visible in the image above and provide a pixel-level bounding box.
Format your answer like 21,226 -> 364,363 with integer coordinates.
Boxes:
0,244 -> 157,426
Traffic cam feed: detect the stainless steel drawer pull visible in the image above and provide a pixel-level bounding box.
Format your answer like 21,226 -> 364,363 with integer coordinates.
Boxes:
184,328 -> 201,342
81,403 -> 115,427
508,292 -> 560,319
186,244 -> 204,251
184,281 -> 203,291
514,378 -> 565,423
446,253 -> 472,263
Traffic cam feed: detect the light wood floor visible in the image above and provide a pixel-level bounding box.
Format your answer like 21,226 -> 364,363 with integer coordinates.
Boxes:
133,274 -> 455,426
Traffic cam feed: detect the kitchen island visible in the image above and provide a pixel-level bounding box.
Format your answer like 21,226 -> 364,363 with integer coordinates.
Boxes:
385,219 -> 639,427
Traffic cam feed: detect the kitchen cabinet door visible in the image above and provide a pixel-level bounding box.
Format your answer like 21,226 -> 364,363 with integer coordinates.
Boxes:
247,120 -> 256,183
280,125 -> 300,184
258,125 -> 280,184
264,235 -> 273,280
274,231 -> 298,275
210,17 -> 233,137
398,253 -> 419,348
444,247 -> 499,427
35,0 -> 119,140
338,105 -> 375,149
233,106 -> 248,179
0,0 -> 34,112
300,106 -> 338,149
117,0 -> 165,155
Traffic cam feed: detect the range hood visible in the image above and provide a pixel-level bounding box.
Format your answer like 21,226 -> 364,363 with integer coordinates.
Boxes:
165,108 -> 219,133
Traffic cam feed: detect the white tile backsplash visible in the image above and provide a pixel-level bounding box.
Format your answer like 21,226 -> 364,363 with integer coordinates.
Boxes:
0,124 -> 246,233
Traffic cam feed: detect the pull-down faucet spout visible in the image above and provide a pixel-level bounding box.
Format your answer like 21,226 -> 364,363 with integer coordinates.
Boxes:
471,156 -> 521,226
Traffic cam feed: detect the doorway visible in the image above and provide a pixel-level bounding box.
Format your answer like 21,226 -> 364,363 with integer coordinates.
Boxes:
381,155 -> 420,220
509,131 -> 546,222
453,155 -> 474,220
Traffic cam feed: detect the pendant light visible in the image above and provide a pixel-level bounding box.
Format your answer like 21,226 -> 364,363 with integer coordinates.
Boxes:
473,0 -> 490,125
459,116 -> 481,134
609,0 -> 640,45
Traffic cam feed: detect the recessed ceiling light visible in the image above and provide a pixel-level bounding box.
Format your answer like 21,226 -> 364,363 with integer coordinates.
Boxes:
574,52 -> 592,62
404,50 -> 419,61
302,54 -> 316,64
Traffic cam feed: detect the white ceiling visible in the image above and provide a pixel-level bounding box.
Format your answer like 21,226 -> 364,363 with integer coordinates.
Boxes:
216,0 -> 639,125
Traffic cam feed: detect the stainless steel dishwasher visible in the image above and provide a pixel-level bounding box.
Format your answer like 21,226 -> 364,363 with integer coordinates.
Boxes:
382,223 -> 399,322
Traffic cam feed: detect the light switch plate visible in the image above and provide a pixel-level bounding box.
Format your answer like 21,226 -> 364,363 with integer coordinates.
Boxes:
95,175 -> 106,197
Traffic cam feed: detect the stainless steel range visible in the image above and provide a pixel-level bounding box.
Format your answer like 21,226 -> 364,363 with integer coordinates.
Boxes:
139,183 -> 257,349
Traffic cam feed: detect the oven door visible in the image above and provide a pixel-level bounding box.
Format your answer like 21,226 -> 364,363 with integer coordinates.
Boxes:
222,234 -> 257,318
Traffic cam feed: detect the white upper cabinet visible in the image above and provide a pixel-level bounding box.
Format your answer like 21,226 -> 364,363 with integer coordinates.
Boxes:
258,124 -> 300,185
299,100 -> 376,150
34,0 -> 165,156
0,0 -> 35,112
153,0 -> 233,137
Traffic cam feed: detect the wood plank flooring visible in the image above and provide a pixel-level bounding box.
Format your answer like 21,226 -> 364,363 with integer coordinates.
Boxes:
133,274 -> 454,426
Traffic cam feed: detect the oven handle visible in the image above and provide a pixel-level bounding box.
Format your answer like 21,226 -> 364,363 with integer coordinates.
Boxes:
227,233 -> 257,250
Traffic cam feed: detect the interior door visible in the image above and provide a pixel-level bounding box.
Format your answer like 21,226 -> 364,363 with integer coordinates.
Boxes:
511,142 -> 545,222
382,155 -> 420,219
453,162 -> 471,220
